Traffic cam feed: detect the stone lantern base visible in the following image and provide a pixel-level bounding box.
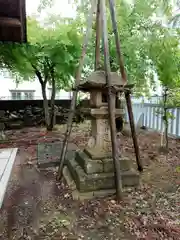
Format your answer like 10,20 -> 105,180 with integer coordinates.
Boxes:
63,148 -> 140,200
62,71 -> 139,200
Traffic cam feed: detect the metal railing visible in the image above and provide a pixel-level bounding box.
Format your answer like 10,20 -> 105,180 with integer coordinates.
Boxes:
125,99 -> 180,138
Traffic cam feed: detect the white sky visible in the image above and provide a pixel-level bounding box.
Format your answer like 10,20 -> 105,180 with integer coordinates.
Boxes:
26,0 -> 76,18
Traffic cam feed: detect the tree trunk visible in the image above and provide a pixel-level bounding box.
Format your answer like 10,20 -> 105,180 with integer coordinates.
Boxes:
48,71 -> 56,131
164,108 -> 169,150
162,87 -> 169,152
34,66 -> 50,131
41,83 -> 50,129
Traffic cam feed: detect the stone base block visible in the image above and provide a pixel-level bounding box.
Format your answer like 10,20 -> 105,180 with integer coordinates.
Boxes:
37,142 -> 77,168
75,150 -> 134,174
63,166 -> 115,200
38,160 -> 59,169
66,158 -> 139,193
84,147 -> 113,159
63,148 -> 140,200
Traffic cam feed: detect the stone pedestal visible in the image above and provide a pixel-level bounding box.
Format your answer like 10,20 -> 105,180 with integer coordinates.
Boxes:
63,149 -> 139,200
64,115 -> 139,200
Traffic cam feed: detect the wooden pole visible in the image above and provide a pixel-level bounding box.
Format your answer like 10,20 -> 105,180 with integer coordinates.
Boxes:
108,0 -> 127,85
95,0 -> 101,70
125,90 -> 143,172
108,0 -> 143,172
100,0 -> 123,200
57,0 -> 96,180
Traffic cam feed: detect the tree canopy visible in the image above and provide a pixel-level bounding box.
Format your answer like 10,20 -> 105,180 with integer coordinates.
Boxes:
0,0 -> 179,98
74,0 -> 179,95
149,30 -> 180,88
0,14 -> 82,129
0,17 -> 82,88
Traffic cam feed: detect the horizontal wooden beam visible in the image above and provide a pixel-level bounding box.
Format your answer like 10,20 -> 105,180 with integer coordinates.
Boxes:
0,17 -> 21,27
0,0 -> 26,43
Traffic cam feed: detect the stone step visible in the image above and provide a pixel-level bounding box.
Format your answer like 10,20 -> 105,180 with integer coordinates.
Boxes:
75,150 -> 134,174
63,166 -> 116,200
67,158 -> 139,193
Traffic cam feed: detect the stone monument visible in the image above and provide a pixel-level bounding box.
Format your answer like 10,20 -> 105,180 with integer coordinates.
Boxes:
63,71 -> 139,200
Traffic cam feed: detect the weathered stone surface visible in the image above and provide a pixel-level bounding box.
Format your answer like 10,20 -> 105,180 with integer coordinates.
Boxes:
75,150 -> 133,174
67,158 -> 139,192
90,108 -> 124,118
72,190 -> 94,201
37,142 -> 77,168
79,71 -> 124,89
71,188 -> 116,201
63,166 -> 116,201
89,118 -> 113,151
84,147 -> 113,160
102,157 -> 133,173
79,73 -> 124,164
0,148 -> 18,208
63,166 -> 76,191
75,150 -> 103,174
61,69 -> 139,200
93,189 -> 115,198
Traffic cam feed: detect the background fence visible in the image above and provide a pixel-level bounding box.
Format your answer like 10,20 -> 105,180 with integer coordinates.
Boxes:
0,96 -> 180,138
125,97 -> 180,138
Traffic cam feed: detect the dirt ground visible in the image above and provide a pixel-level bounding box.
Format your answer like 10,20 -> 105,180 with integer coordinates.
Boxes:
0,122 -> 179,240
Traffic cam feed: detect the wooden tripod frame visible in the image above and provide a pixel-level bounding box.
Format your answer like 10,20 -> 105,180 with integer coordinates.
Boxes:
57,0 -> 143,200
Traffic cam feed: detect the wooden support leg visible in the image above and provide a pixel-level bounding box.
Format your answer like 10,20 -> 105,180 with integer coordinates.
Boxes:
101,0 -> 123,200
125,91 -> 143,172
56,0 -> 96,180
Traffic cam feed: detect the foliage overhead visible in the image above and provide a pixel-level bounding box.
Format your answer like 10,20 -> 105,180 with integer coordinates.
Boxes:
35,0 -> 180,96
75,0 -> 179,95
148,30 -> 180,89
1,0 -> 179,97
0,17 -> 82,90
81,0 -> 179,93
37,0 -> 55,13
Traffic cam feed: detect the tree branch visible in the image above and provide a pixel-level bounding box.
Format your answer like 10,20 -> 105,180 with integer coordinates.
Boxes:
31,63 -> 44,85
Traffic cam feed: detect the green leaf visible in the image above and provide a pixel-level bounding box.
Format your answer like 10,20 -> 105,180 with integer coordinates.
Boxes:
0,16 -> 82,91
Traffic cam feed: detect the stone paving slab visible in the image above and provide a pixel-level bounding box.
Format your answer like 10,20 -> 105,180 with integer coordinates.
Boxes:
0,149 -> 14,180
0,148 -> 18,208
0,148 -> 12,159
37,141 -> 77,168
0,158 -> 10,180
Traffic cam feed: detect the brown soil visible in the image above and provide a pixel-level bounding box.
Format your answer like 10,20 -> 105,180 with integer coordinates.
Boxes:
0,122 -> 179,240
